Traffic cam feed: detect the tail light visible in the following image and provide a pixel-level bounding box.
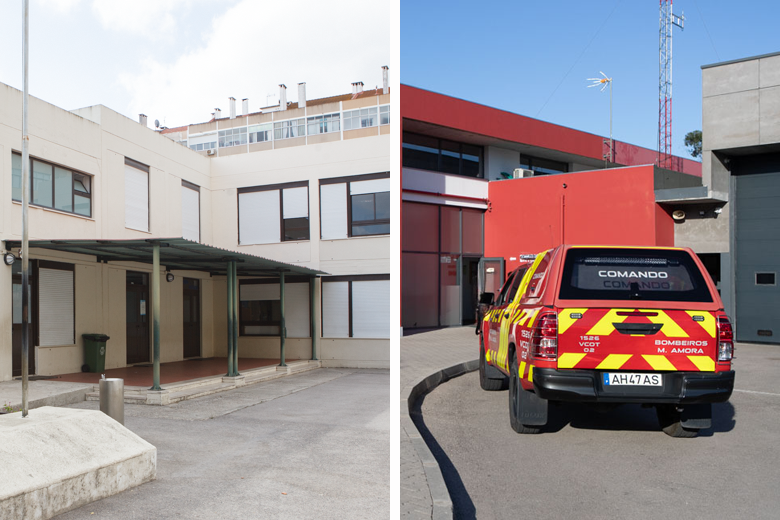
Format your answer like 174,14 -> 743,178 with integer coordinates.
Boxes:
717,315 -> 734,362
531,312 -> 558,359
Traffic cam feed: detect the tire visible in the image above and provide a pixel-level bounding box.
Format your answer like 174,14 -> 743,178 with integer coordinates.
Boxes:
508,352 -> 541,434
656,404 -> 699,438
479,335 -> 507,391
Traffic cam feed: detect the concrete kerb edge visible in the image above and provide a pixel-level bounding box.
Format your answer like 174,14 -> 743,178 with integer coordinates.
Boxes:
401,359 -> 479,520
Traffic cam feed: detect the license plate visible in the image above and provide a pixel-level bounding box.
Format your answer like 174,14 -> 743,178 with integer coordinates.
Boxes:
603,373 -> 662,386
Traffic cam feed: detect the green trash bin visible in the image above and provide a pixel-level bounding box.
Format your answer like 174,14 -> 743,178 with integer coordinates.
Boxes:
82,334 -> 110,373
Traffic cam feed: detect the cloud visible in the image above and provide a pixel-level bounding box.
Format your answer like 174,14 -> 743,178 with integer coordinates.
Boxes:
117,0 -> 391,128
91,0 -> 191,38
37,0 -> 84,13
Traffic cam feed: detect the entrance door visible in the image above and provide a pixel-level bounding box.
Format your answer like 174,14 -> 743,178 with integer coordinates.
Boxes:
461,258 -> 480,325
11,261 -> 36,377
126,272 -> 150,364
182,278 -> 201,358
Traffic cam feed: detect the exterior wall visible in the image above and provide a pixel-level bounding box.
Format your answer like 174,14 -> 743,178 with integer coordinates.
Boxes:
0,81 -> 391,379
484,166 -> 666,272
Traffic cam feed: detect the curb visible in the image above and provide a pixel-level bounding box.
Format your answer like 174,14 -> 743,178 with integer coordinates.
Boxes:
401,359 -> 478,520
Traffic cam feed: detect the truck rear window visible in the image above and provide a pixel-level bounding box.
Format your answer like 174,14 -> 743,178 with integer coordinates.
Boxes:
558,248 -> 713,302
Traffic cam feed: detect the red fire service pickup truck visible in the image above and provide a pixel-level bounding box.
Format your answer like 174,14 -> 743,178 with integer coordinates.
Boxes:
478,245 -> 734,437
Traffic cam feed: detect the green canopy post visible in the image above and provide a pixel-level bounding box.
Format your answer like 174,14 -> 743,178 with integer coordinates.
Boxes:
150,243 -> 162,391
310,277 -> 318,360
232,261 -> 239,376
226,260 -> 234,377
279,271 -> 286,367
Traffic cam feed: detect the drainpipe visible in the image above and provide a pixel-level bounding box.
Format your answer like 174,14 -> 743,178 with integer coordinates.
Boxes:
279,271 -> 286,366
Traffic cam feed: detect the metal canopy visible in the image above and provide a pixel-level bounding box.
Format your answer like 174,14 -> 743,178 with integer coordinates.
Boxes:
3,237 -> 327,277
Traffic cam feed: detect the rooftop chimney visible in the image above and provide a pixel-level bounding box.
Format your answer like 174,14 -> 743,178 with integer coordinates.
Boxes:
352,81 -> 364,95
279,84 -> 287,111
214,108 -> 222,119
139,114 -> 148,126
229,97 -> 236,119
242,98 -> 249,116
298,83 -> 306,108
382,66 -> 389,95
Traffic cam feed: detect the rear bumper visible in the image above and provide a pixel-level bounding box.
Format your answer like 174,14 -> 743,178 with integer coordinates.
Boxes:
533,368 -> 734,404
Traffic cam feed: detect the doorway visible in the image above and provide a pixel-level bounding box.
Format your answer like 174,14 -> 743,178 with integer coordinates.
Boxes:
126,271 -> 150,365
12,261 -> 36,377
182,278 -> 201,358
461,257 -> 480,325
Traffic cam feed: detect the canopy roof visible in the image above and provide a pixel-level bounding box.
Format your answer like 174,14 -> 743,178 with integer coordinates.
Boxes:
4,237 -> 326,277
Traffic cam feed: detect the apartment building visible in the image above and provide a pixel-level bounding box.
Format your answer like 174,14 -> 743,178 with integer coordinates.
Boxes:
0,69 -> 390,382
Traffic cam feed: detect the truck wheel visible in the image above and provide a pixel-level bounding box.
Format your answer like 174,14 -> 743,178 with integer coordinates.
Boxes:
508,353 -> 541,434
479,336 -> 507,391
656,405 -> 699,438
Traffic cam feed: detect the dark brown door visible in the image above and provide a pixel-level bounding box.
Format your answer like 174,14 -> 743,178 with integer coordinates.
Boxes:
182,278 -> 201,358
126,272 -> 150,365
12,262 -> 36,377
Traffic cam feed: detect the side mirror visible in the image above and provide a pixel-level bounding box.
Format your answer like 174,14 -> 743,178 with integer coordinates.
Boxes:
479,292 -> 494,305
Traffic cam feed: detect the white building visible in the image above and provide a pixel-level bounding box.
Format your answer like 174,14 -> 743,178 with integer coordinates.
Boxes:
0,69 -> 390,382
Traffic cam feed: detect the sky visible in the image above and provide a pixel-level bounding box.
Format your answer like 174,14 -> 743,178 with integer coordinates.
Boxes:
401,0 -> 780,160
0,0 -> 391,129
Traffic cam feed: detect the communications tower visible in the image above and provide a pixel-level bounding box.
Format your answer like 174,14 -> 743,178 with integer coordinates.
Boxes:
658,0 -> 684,169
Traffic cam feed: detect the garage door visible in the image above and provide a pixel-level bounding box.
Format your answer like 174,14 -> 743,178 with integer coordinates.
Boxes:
735,156 -> 780,343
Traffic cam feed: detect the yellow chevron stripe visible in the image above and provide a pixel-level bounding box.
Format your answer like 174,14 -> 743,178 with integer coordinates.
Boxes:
519,361 -> 526,380
642,355 -> 677,371
688,355 -> 716,372
558,308 -> 588,335
686,311 -> 716,338
528,365 -> 534,382
586,309 -> 633,336
596,354 -> 632,370
558,352 -> 587,369
485,348 -> 492,363
641,309 -> 689,338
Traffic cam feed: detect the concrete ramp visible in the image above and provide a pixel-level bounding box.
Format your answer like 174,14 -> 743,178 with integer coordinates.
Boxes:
0,406 -> 156,520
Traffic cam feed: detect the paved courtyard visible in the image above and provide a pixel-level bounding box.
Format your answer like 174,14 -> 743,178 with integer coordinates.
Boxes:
55,368 -> 389,519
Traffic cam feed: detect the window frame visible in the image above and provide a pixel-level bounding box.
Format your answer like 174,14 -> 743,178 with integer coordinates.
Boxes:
238,276 -> 311,337
402,132 -> 484,178
218,127 -> 248,148
37,260 -> 76,346
321,274 -> 390,338
273,118 -> 305,140
343,107 -> 378,131
319,172 -> 390,239
306,112 -> 341,135
12,152 -> 93,218
237,181 -> 310,244
181,180 -> 201,243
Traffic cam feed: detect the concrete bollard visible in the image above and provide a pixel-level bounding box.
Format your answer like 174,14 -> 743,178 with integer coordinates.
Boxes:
99,378 -> 124,425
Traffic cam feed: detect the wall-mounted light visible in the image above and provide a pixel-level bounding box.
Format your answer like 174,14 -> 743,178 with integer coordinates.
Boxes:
672,210 -> 686,221
166,273 -> 175,283
4,252 -> 16,266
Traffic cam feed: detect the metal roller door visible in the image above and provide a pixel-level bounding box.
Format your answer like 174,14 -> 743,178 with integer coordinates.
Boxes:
734,156 -> 780,343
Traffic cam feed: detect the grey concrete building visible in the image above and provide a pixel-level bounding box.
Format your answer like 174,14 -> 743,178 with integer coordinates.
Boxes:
699,51 -> 780,343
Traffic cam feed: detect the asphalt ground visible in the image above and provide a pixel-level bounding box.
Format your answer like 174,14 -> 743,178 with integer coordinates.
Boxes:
417,343 -> 780,520
55,368 -> 389,519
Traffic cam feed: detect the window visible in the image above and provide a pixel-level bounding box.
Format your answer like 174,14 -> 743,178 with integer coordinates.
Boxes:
248,123 -> 272,143
218,127 -> 247,148
238,182 -> 309,244
402,132 -> 483,178
756,272 -> 776,285
12,153 -> 92,217
274,118 -> 305,140
307,113 -> 340,135
319,173 -> 390,239
322,275 -> 389,339
38,261 -> 75,346
181,181 -> 200,242
188,132 -> 217,152
125,157 -> 149,232
379,105 -> 390,125
239,278 -> 310,336
520,154 -> 568,176
343,108 -> 377,130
